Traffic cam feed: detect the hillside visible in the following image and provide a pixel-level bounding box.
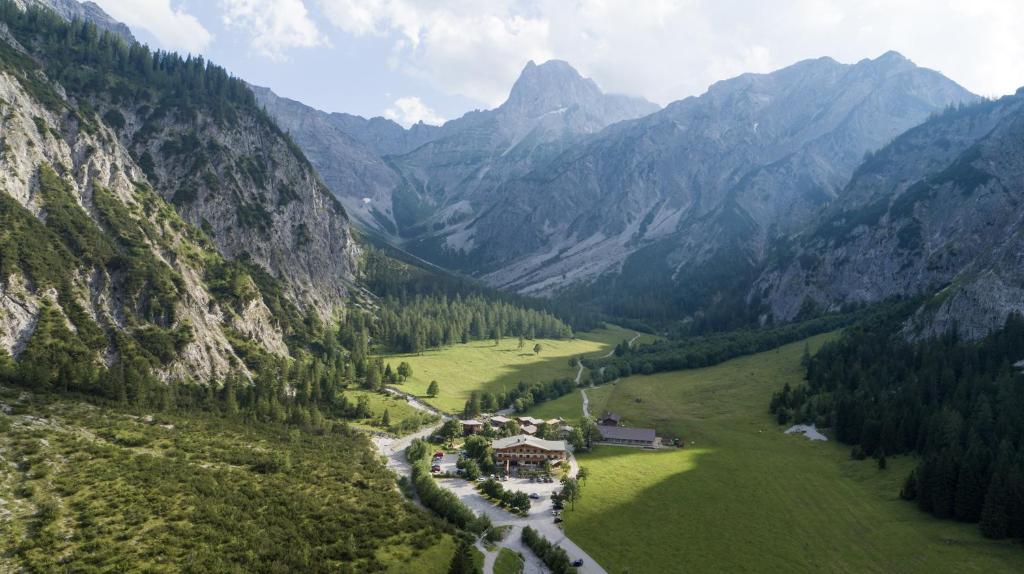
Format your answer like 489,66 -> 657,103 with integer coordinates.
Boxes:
758,92 -> 1024,338
0,2 -> 358,382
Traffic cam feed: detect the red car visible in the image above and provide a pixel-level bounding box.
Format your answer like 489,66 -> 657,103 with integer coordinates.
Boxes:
434,451 -> 445,458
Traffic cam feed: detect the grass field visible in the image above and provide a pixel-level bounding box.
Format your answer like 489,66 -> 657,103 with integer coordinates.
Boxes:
381,325 -> 644,413
564,334 -> 1024,573
343,388 -> 438,435
494,547 -> 524,574
523,383 -> 614,421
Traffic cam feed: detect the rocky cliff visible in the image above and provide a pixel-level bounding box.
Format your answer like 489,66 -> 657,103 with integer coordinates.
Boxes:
257,60 -> 659,242
758,92 -> 1024,339
0,2 -> 359,380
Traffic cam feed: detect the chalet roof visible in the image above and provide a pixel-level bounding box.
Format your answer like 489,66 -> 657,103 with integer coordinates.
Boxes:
600,412 -> 621,423
516,416 -> 544,425
490,416 -> 512,425
492,435 -> 568,452
461,419 -> 483,426
597,425 -> 655,443
521,424 -> 538,435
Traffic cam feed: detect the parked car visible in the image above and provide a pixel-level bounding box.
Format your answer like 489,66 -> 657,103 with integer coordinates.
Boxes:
529,477 -> 536,483
431,465 -> 441,473
544,477 -> 554,483
529,493 -> 541,499
476,477 -> 486,482
434,451 -> 445,458
554,517 -> 563,524
572,559 -> 584,567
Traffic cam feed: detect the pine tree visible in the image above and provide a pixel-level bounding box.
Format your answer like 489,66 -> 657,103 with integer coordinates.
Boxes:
980,474 -> 1009,539
427,380 -> 440,397
381,408 -> 391,428
447,539 -> 479,574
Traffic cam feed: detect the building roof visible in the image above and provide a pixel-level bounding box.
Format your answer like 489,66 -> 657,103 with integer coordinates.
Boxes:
516,416 -> 544,425
545,418 -> 564,426
600,412 -> 621,423
490,416 -> 512,425
521,424 -> 538,435
597,425 -> 656,443
492,435 -> 568,452
461,419 -> 483,426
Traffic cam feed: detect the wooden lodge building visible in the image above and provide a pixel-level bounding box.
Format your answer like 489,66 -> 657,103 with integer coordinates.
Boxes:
492,435 -> 568,468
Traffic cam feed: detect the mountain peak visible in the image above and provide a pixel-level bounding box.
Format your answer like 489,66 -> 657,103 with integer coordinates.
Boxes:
505,59 -> 600,113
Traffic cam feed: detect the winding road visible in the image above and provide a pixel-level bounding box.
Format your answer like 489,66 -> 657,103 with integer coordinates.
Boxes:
373,332 -> 644,573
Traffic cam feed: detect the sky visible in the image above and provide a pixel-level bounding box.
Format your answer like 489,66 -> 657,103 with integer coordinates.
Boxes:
91,0 -> 1024,128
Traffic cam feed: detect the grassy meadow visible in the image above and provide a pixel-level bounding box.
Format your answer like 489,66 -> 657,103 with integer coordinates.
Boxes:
563,334 -> 1024,573
343,388 -> 438,435
494,547 -> 525,574
381,324 -> 643,413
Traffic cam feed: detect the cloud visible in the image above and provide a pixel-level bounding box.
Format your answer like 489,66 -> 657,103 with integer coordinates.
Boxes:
221,0 -> 328,61
92,0 -> 211,54
383,96 -> 445,127
318,1 -> 551,107
316,0 -> 1024,108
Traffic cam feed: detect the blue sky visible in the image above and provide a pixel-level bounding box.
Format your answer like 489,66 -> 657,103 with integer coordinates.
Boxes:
93,1 -> 1024,127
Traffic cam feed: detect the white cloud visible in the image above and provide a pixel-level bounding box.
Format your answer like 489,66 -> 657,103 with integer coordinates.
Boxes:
222,0 -> 328,61
92,0 -> 211,54
318,0 -> 551,107
316,0 -> 1024,108
383,96 -> 445,127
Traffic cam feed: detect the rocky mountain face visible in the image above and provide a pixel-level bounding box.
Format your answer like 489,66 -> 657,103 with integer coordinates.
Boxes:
465,53 -> 976,307
253,86 -> 426,237
264,53 -> 975,326
0,2 -> 359,380
757,91 -> 1024,339
257,60 -> 659,240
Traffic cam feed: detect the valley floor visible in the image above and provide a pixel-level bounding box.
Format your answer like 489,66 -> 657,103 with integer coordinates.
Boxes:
562,335 -> 1024,573
383,325 -> 645,414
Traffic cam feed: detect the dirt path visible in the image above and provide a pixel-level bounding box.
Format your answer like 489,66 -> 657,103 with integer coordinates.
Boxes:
383,387 -> 447,417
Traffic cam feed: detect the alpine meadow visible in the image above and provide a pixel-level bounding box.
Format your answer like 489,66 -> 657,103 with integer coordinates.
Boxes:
2,1 -> 1024,573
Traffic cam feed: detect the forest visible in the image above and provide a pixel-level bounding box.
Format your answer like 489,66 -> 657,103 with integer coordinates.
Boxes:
587,307 -> 869,380
771,311 -> 1024,539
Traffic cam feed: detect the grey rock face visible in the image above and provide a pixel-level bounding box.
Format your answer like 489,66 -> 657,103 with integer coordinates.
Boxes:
758,93 -> 1024,339
258,60 -> 659,242
467,53 -> 976,302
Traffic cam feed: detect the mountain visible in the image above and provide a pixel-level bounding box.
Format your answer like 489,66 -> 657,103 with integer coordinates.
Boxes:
0,2 -> 358,381
17,0 -> 133,42
452,53 -> 977,318
252,86 -> 435,236
757,90 -> 1024,339
264,52 -> 974,328
257,60 -> 659,239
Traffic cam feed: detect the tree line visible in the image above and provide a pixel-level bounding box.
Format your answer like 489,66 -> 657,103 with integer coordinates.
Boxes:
587,307 -> 871,380
772,311 -> 1024,540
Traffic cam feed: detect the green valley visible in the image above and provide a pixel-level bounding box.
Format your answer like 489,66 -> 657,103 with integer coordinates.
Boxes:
562,336 -> 1024,573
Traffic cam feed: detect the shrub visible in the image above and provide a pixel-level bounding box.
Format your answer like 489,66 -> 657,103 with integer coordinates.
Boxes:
521,526 -> 577,574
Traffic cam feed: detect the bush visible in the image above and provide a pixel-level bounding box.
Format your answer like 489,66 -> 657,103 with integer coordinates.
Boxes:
521,527 -> 577,574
